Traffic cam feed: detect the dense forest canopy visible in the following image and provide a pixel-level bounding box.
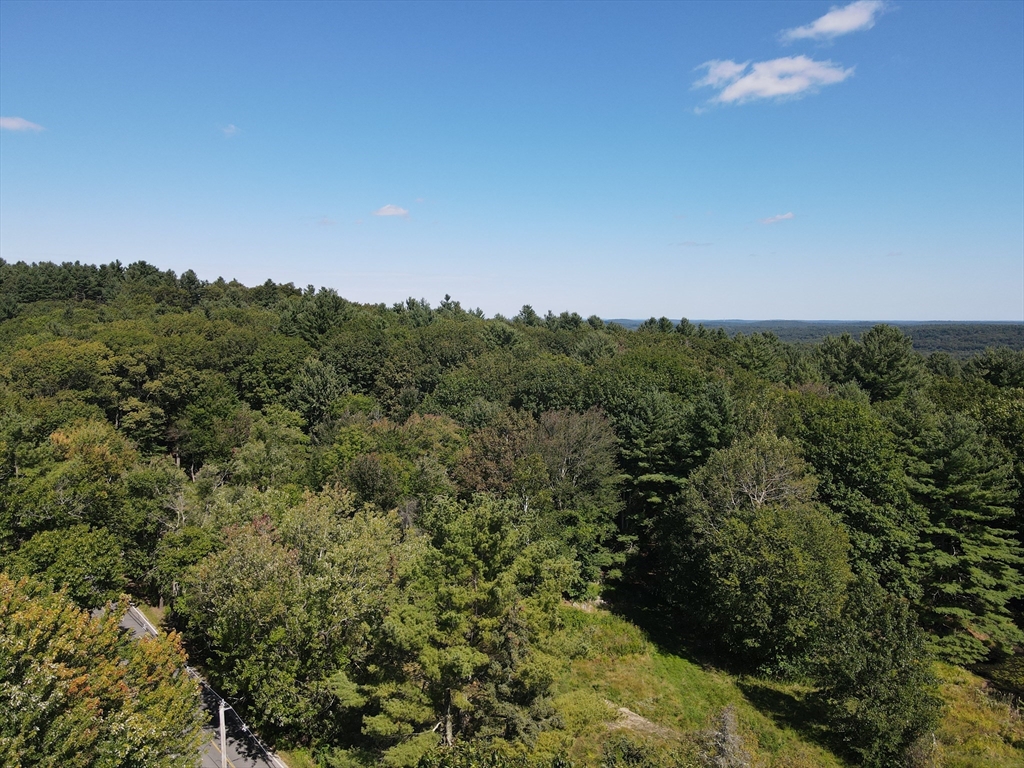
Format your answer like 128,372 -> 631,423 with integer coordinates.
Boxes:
1,258 -> 1023,768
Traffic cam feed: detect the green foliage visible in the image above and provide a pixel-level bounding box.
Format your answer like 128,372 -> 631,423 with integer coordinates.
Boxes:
176,518 -> 307,729
732,332 -> 788,383
230,405 -> 310,489
346,451 -> 404,509
966,347 -> 1024,388
0,573 -> 205,768
811,576 -> 942,768
598,385 -> 689,520
1,419 -> 159,575
291,356 -> 347,426
149,525 -> 216,605
523,409 -> 624,592
4,260 -> 1022,766
664,433 -> 851,669
787,392 -> 923,596
7,523 -> 127,608
167,370 -> 247,469
855,324 -> 923,402
512,354 -> 586,414
1,258 -> 127,304
816,332 -> 859,387
7,337 -> 114,400
362,496 -> 576,760
174,492 -> 410,744
817,324 -> 922,402
908,413 -> 1024,663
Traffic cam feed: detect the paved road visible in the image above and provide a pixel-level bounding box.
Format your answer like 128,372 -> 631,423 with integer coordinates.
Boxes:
118,604 -> 159,640
197,686 -> 284,768
120,606 -> 286,768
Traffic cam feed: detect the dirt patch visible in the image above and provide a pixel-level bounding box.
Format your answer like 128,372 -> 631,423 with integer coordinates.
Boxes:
563,598 -> 606,613
604,700 -> 680,740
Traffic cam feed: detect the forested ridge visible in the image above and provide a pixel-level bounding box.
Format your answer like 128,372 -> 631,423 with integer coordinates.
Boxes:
2,259 -> 1023,768
610,320 -> 1024,358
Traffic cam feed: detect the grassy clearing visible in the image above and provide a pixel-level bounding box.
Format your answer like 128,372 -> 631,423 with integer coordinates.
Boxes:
136,602 -> 166,630
926,663 -> 1024,768
277,749 -> 318,768
536,609 -> 1024,768
532,607 -> 846,767
974,655 -> 1024,699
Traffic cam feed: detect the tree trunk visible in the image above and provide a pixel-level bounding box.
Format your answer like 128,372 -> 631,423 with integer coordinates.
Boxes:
444,700 -> 454,746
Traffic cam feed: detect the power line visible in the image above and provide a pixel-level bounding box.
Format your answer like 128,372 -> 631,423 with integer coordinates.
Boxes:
187,668 -> 286,768
121,604 -> 286,768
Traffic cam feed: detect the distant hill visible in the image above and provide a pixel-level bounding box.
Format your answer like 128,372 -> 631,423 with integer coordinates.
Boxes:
606,320 -> 1024,358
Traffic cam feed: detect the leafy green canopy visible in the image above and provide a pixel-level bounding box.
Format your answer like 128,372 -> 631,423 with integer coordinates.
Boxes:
662,433 -> 851,670
0,573 -> 205,768
811,576 -> 942,768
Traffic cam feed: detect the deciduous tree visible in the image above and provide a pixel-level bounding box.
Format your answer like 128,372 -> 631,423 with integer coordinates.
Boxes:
0,573 -> 204,768
811,576 -> 941,768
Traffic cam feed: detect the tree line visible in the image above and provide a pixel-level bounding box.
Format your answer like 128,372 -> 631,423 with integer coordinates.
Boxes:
1,258 -> 1023,767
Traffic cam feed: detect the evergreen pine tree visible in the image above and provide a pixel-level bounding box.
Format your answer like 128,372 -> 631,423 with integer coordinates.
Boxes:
910,413 -> 1024,663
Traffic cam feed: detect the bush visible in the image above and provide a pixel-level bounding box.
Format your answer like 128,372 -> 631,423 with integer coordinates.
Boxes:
811,577 -> 942,767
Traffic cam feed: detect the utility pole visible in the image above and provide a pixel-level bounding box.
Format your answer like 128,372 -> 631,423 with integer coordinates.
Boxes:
219,699 -> 227,768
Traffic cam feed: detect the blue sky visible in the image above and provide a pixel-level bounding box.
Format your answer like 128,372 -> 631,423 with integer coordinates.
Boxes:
1,0 -> 1021,320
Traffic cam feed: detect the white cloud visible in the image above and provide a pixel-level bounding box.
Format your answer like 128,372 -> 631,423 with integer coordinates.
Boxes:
317,217 -> 336,226
781,0 -> 885,42
0,116 -> 44,132
694,59 -> 750,89
373,204 -> 409,218
760,212 -> 795,224
222,124 -> 239,138
695,56 -> 853,104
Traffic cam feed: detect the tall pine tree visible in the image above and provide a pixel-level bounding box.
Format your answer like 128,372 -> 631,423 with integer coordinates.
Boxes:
910,413 -> 1024,663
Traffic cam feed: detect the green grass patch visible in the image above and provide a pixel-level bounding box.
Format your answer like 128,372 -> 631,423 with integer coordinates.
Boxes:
136,602 -> 166,630
537,606 -> 846,768
277,748 -> 319,768
928,663 -> 1024,768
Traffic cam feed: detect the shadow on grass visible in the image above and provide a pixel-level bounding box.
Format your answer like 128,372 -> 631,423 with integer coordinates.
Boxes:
973,654 -> 1024,701
600,573 -> 735,672
601,572 -> 850,763
734,680 -> 846,759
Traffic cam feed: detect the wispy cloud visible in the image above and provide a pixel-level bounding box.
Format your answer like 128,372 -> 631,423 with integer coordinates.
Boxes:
695,60 -> 750,89
781,1 -> 885,43
373,204 -> 409,218
317,217 -> 336,227
695,56 -> 853,104
676,241 -> 713,248
760,212 -> 795,224
0,116 -> 44,132
222,124 -> 239,138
